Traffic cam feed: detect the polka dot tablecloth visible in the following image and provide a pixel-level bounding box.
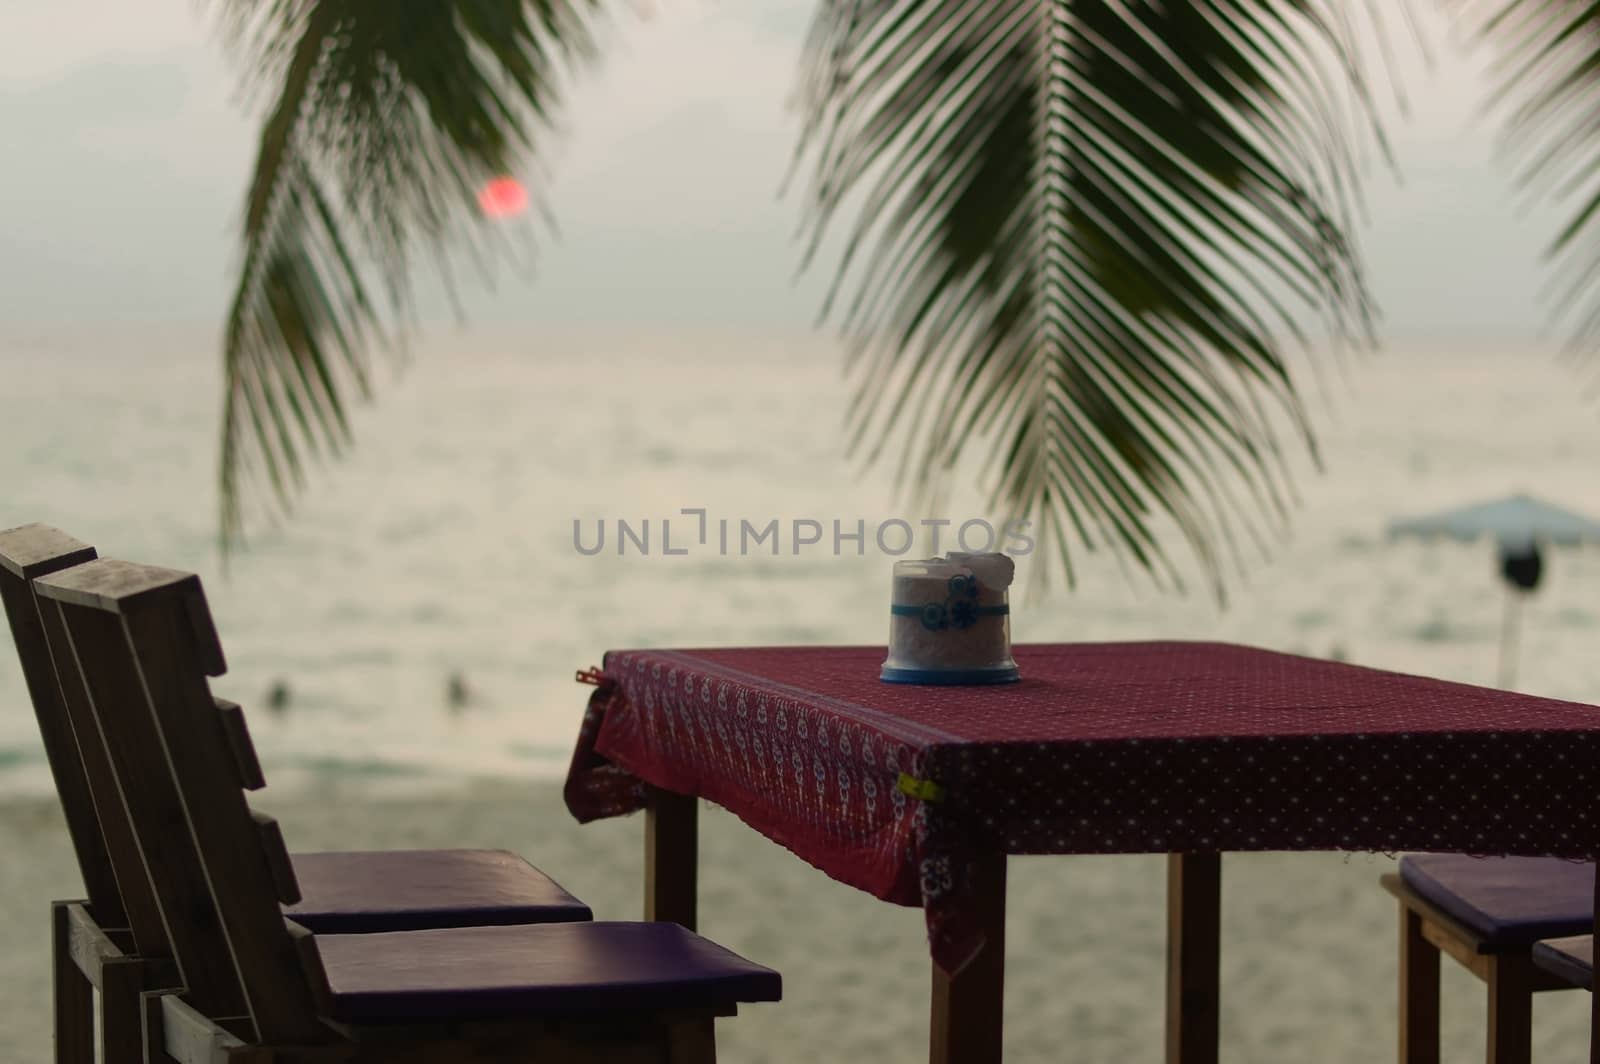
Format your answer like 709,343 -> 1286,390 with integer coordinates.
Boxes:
564,642 -> 1600,974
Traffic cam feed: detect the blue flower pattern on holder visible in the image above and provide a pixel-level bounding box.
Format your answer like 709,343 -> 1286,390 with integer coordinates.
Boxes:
916,574 -> 981,633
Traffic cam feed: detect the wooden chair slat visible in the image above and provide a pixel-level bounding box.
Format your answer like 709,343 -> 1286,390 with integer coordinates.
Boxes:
48,599 -> 250,1023
34,595 -> 174,958
182,589 -> 226,677
252,812 -> 302,905
119,599 -> 323,1043
34,557 -> 198,613
0,564 -> 124,924
286,921 -> 335,1017
216,699 -> 266,791
30,558 -> 226,675
0,523 -> 95,579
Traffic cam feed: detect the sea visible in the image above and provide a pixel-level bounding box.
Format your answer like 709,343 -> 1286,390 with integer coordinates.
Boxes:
4,327 -> 1600,797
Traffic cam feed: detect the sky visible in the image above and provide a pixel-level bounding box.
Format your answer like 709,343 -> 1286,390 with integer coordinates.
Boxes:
0,1 -> 1577,344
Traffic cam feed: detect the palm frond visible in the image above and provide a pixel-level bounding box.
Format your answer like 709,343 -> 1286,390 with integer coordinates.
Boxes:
212,0 -> 600,552
1470,0 -> 1600,352
793,0 -> 1395,596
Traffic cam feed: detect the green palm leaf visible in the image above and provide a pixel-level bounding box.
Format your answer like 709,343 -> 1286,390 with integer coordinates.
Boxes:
213,0 -> 599,552
1471,0 -> 1600,350
793,0 -> 1395,595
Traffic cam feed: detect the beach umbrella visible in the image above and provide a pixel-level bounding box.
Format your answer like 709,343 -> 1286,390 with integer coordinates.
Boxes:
1387,494 -> 1600,687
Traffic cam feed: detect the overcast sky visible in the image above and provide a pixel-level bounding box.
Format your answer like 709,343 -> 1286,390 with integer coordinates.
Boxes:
0,2 -> 1576,343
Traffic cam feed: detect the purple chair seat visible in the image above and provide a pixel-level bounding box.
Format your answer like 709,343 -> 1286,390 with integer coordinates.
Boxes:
1532,935 -> 1594,991
285,849 -> 591,934
1399,854 -> 1594,949
314,922 -> 782,1023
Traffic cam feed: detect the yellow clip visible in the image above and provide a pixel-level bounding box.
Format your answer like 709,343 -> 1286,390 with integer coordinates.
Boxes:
897,772 -> 945,803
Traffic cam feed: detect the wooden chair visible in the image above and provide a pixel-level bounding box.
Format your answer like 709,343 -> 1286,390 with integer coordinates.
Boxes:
1532,935 -> 1593,992
0,524 -> 592,1062
0,524 -> 151,1064
34,556 -> 780,1062
1382,854 -> 1595,1063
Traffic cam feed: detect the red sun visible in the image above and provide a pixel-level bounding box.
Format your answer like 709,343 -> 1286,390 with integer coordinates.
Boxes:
478,177 -> 529,219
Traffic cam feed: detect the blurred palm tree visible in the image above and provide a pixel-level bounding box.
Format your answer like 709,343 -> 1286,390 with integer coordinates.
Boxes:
212,0 -> 1600,596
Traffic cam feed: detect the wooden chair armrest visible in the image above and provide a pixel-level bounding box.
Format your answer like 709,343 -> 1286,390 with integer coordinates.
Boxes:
145,992 -> 256,1064
62,901 -> 178,990
148,989 -> 360,1064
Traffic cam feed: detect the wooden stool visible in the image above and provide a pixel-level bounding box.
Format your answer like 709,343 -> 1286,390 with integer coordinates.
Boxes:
1382,855 -> 1594,1064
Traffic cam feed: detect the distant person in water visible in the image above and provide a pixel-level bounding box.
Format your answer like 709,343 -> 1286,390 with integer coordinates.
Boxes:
266,679 -> 291,715
447,671 -> 471,712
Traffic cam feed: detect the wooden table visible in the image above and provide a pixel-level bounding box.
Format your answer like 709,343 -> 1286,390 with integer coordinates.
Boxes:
565,643 -> 1600,1062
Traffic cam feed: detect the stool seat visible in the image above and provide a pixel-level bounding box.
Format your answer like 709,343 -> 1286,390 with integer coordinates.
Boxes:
1399,854 -> 1594,948
314,921 -> 783,1023
1532,935 -> 1594,991
285,849 -> 591,934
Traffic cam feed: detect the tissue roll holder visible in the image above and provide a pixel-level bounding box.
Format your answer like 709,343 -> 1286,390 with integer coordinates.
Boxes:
880,562 -> 1019,685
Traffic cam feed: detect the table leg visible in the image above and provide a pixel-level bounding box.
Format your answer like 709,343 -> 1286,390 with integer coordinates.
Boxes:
1591,863 -> 1599,1064
1166,852 -> 1221,1064
930,855 -> 1006,1064
645,786 -> 698,930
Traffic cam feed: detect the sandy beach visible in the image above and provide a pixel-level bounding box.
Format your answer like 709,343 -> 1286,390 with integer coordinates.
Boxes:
0,780 -> 1587,1063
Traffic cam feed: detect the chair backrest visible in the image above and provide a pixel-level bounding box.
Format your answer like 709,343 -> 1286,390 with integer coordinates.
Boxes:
35,558 -> 326,1045
0,525 -> 169,948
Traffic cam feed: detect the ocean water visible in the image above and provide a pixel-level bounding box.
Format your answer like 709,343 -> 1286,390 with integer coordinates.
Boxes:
4,328 -> 1600,795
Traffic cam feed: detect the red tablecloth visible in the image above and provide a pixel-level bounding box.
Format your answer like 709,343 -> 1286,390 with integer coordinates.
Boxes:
564,642 -> 1600,973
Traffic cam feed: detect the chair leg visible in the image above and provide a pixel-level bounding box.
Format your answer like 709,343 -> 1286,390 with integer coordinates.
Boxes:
666,1017 -> 717,1064
52,902 -> 93,1064
99,958 -> 146,1064
1398,906 -> 1440,1064
1485,954 -> 1533,1064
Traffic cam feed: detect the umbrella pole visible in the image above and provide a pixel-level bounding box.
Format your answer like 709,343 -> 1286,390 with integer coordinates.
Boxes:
1499,587 -> 1522,689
